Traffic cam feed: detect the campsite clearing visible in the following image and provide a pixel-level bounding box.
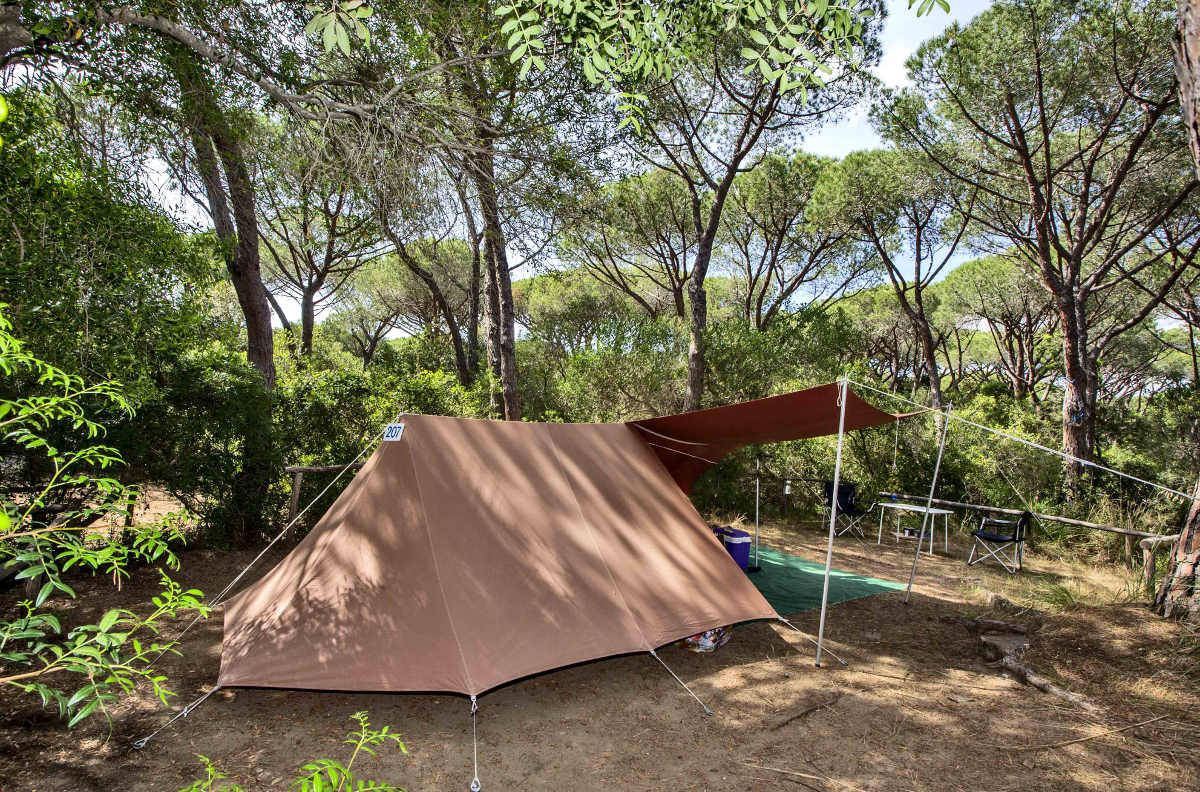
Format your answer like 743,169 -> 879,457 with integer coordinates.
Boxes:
0,519 -> 1195,792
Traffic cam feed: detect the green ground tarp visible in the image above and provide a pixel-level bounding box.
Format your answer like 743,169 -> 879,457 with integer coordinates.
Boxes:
747,547 -> 906,615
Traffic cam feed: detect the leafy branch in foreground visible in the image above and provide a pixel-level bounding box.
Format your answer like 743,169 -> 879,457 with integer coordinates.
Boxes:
496,0 -> 873,90
0,305 -> 208,726
179,711 -> 408,792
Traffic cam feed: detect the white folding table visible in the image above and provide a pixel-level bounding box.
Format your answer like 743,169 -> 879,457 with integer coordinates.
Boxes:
876,500 -> 954,555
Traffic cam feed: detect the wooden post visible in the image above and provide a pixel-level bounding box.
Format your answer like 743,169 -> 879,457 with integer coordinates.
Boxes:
1144,543 -> 1156,592
281,462 -> 365,541
1125,534 -> 1136,569
286,470 -> 304,536
1142,535 -> 1182,595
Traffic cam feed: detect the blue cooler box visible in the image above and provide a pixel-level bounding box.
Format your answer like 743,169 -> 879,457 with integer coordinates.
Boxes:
721,528 -> 751,569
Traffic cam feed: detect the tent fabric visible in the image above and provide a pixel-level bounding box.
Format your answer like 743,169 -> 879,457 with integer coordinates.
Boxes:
629,383 -> 905,493
219,415 -> 779,697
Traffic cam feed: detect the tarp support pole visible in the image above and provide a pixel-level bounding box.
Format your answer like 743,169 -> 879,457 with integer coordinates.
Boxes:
815,378 -> 849,667
754,457 -> 760,568
905,406 -> 952,604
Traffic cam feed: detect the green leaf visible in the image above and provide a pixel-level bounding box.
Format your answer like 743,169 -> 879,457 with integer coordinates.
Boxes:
67,697 -> 100,727
35,580 -> 54,607
97,609 -> 120,633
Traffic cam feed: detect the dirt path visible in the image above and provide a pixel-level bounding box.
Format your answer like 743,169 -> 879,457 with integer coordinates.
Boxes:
0,521 -> 1196,791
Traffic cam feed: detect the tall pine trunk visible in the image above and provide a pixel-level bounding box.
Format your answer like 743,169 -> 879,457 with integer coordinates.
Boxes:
1156,473 -> 1200,624
175,54 -> 275,546
469,142 -> 520,420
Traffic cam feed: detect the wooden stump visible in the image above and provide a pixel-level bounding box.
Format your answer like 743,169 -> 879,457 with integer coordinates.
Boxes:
1140,535 -> 1180,595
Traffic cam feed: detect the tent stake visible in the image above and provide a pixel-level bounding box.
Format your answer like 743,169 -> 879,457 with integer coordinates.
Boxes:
815,378 -> 849,667
131,685 -> 221,749
650,649 -> 713,716
469,695 -> 482,791
905,405 -> 951,603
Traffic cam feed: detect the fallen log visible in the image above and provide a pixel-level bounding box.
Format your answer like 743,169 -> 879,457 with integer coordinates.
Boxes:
948,613 -> 1102,714
995,656 -> 1103,716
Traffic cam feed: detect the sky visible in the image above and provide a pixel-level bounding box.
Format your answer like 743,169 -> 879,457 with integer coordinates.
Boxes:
801,0 -> 995,158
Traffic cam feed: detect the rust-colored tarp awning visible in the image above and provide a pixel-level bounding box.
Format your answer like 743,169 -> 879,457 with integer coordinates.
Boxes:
629,383 -> 906,493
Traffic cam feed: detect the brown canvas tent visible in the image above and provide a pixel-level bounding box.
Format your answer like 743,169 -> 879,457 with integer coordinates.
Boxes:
219,382 -> 903,697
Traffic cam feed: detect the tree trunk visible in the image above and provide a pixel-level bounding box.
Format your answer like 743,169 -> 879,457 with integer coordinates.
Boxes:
175,54 -> 274,546
1156,473 -> 1200,624
455,177 -> 483,378
483,251 -> 502,417
1058,299 -> 1096,489
1175,0 -> 1200,181
300,286 -> 316,356
389,241 -> 472,388
470,145 -> 520,420
683,202 -> 722,411
1160,0 -> 1200,618
175,57 -> 275,388
685,277 -> 707,412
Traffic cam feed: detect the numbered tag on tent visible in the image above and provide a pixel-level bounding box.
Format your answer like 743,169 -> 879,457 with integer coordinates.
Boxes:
383,423 -> 405,442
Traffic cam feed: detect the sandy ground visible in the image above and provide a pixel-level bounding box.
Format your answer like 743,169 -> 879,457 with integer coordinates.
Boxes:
0,517 -> 1196,792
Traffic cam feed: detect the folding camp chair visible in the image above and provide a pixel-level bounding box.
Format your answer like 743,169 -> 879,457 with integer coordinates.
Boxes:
823,481 -> 870,539
967,511 -> 1033,573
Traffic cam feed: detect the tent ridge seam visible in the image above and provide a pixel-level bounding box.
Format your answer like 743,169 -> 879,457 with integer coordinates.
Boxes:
403,435 -> 476,695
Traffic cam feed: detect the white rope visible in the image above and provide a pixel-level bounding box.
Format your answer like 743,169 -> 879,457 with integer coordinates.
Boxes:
777,617 -> 848,666
650,649 -> 713,716
146,423 -> 392,667
131,685 -> 220,749
469,695 -> 481,792
629,422 -> 713,446
850,379 -> 1194,501
644,442 -> 720,465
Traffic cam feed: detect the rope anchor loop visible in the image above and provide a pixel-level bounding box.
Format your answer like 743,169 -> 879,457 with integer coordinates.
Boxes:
469,694 -> 482,791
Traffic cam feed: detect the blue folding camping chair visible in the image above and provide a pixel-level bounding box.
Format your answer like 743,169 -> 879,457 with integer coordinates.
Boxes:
823,481 -> 871,539
967,511 -> 1033,573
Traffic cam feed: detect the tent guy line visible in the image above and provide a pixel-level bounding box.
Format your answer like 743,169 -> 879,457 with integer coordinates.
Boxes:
131,684 -> 221,750
644,441 -> 720,465
629,422 -> 713,446
139,419 -> 397,677
650,649 -> 714,716
850,379 -> 1196,501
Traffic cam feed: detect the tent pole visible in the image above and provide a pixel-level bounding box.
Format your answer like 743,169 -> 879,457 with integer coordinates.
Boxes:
752,457 -> 761,569
815,378 -> 849,667
905,405 -> 952,604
